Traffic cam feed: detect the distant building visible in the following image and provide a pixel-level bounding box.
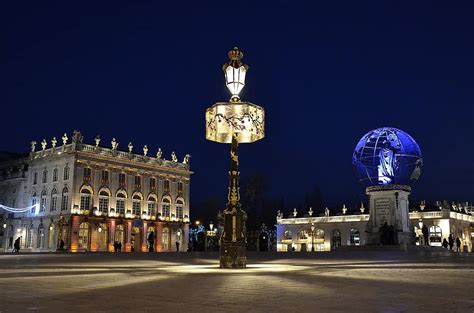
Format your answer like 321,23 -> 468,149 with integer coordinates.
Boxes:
276,201 -> 473,252
0,131 -> 192,252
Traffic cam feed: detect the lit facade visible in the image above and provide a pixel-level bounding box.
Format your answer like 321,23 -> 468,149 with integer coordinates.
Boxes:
0,131 -> 192,252
276,203 -> 474,252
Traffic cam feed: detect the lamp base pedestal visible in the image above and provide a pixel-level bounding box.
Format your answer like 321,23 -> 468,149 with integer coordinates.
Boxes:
220,241 -> 246,269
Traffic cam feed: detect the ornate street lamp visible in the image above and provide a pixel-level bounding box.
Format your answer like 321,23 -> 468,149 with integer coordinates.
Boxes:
205,47 -> 265,268
311,223 -> 315,252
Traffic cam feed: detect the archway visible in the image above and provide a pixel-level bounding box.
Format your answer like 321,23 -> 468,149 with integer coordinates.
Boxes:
78,222 -> 90,251
259,232 -> 269,251
96,223 -> 108,251
115,224 -> 125,251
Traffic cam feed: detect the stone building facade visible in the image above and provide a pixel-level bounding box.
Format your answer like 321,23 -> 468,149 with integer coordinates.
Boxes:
0,131 -> 192,253
276,202 -> 473,252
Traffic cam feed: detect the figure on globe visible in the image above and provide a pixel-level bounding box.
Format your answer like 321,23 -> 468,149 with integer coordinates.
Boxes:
378,141 -> 396,185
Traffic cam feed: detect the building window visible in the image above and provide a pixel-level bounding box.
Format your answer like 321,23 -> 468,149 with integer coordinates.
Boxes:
61,187 -> 69,211
176,199 -> 184,220
350,228 -> 360,246
83,168 -> 92,182
78,223 -> 89,250
63,165 -> 70,181
147,195 -> 157,217
98,190 -> 109,213
27,224 -> 34,248
52,168 -> 58,182
150,178 -> 156,191
132,194 -> 142,216
37,224 -> 45,249
101,171 -> 109,185
162,198 -> 171,219
42,170 -> 48,184
50,188 -> 58,211
164,180 -> 170,192
284,230 -> 292,240
33,172 -> 38,185
331,229 -> 342,250
178,182 -> 183,193
31,192 -> 37,214
80,189 -> 91,211
119,173 -> 126,188
429,226 -> 442,245
299,230 -> 308,240
40,190 -> 47,212
116,192 -> 126,214
134,176 -> 141,189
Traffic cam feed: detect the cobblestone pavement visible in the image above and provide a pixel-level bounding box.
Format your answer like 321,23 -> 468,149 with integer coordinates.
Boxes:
0,250 -> 473,313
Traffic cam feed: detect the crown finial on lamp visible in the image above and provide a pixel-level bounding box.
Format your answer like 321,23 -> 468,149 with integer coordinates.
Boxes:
223,47 -> 249,103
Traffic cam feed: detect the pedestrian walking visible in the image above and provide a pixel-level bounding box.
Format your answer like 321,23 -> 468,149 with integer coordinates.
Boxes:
12,237 -> 20,253
442,238 -> 448,249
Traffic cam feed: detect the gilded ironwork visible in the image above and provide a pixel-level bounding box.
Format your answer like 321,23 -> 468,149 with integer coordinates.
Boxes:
206,48 -> 265,269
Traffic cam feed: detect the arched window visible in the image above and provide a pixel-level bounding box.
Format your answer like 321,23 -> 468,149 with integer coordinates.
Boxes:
116,191 -> 126,214
63,165 -> 70,181
314,229 -> 325,240
176,199 -> 184,220
299,230 -> 308,240
52,168 -> 58,182
31,192 -> 37,214
38,224 -> 45,249
40,190 -> 47,212
429,225 -> 442,245
80,188 -> 91,211
33,172 -> 38,185
50,188 -> 58,211
147,195 -> 157,217
61,187 -> 69,211
162,198 -> 171,220
98,189 -> 110,213
284,230 -> 293,240
78,223 -> 89,250
331,229 -> 342,249
132,193 -> 142,216
42,169 -> 48,183
162,227 -> 170,250
350,228 -> 360,246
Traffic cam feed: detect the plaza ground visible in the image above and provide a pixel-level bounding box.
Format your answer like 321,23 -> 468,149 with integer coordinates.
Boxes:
0,249 -> 473,313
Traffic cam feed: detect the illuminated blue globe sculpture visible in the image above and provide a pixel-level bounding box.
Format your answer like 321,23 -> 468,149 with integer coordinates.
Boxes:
353,127 -> 423,186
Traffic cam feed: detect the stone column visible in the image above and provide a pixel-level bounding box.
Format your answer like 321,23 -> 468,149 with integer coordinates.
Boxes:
108,219 -> 116,252
155,222 -> 163,252
141,221 -> 148,252
70,215 -> 80,252
182,223 -> 189,252
125,220 -> 132,252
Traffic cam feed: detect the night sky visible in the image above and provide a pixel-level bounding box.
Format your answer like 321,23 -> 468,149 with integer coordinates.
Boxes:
2,1 -> 473,218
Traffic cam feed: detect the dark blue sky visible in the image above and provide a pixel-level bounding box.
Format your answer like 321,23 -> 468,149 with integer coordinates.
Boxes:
2,1 -> 473,215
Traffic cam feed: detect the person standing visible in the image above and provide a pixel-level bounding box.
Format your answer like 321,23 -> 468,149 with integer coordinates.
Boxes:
422,225 -> 429,246
448,234 -> 454,251
455,237 -> 461,252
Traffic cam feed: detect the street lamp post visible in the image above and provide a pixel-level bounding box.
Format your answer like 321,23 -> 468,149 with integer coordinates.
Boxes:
205,47 -> 265,269
311,223 -> 315,252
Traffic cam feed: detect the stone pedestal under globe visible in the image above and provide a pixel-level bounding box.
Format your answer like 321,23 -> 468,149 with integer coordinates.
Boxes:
366,185 -> 413,245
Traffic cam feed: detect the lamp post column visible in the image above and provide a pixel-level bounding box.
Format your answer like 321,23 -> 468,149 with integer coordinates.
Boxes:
220,133 -> 247,268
